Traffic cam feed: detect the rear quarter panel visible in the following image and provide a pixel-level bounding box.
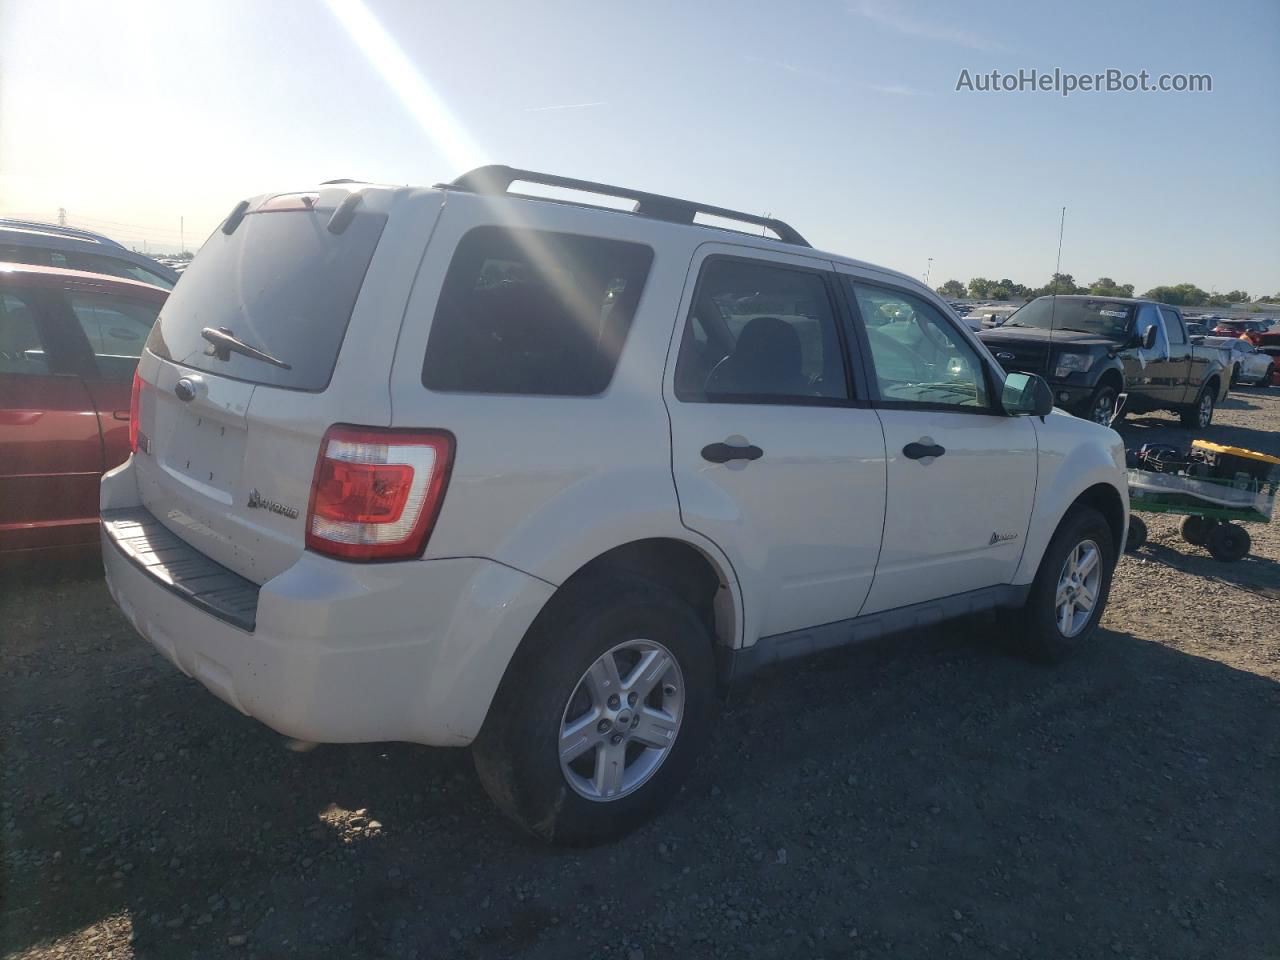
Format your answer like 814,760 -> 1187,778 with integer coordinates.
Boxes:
386,194 -> 745,640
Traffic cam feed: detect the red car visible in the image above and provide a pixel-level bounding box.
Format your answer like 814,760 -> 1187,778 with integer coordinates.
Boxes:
1211,318 -> 1278,346
0,263 -> 166,559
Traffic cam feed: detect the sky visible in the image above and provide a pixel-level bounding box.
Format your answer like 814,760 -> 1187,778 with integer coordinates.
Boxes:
1,0 -> 1277,296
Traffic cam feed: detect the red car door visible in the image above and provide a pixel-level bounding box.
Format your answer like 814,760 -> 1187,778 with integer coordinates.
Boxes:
60,284 -> 166,471
0,282 -> 104,555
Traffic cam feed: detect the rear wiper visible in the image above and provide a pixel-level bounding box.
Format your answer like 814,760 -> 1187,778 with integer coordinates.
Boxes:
200,327 -> 292,369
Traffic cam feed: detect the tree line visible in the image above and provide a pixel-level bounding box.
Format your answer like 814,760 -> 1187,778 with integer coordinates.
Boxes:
935,275 -> 1276,308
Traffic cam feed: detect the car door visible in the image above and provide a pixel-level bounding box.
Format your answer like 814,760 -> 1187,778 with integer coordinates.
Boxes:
665,247 -> 888,641
1160,307 -> 1199,403
0,283 -> 104,554
1127,303 -> 1180,404
60,287 -> 163,471
840,274 -> 1037,614
1241,343 -> 1271,381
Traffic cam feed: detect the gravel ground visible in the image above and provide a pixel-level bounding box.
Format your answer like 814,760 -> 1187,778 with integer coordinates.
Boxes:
3,387 -> 1278,960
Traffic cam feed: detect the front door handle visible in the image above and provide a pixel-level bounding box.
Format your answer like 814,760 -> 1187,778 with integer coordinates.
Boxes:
903,439 -> 946,460
702,442 -> 764,464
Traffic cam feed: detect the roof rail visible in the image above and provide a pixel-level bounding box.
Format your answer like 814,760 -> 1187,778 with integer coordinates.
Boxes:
0,218 -> 125,249
440,165 -> 810,247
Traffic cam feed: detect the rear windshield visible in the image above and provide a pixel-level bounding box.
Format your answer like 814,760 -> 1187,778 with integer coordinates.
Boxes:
145,206 -> 387,390
1002,298 -> 1134,338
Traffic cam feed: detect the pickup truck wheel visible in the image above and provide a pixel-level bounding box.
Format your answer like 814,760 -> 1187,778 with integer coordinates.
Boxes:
472,575 -> 716,845
1004,506 -> 1115,662
1179,387 -> 1214,430
1084,384 -> 1118,426
1205,522 -> 1251,563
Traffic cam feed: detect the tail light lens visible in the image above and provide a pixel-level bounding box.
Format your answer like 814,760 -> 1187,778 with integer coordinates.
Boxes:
129,370 -> 142,454
305,425 -> 454,561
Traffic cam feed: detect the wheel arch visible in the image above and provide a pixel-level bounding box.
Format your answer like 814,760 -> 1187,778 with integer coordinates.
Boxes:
1069,482 -> 1126,550
1095,367 -> 1124,392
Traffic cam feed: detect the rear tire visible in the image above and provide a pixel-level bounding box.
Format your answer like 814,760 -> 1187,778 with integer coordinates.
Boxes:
1205,522 -> 1250,563
1004,506 -> 1116,663
1179,385 -> 1215,430
1179,515 -> 1212,545
473,575 -> 717,845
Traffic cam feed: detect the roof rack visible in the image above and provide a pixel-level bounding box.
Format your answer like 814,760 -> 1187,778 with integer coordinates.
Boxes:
0,218 -> 125,249
440,165 -> 810,247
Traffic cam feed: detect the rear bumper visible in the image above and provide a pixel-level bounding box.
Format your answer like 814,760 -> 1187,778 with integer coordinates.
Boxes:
101,460 -> 554,747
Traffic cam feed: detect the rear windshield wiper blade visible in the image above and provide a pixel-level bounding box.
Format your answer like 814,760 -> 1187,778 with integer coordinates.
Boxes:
200,327 -> 292,370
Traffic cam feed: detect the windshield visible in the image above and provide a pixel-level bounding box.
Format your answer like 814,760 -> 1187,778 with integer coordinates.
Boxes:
1002,298 -> 1134,338
144,206 -> 387,390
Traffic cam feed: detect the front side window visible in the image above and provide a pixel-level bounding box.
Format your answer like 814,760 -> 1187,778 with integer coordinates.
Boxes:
0,290 -> 51,375
849,282 -> 989,409
423,227 -> 653,396
1137,304 -> 1170,360
674,258 -> 849,403
67,291 -> 160,380
1160,307 -> 1186,344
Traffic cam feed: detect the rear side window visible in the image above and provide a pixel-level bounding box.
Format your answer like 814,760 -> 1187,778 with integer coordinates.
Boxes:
145,207 -> 387,391
422,227 -> 653,396
674,258 -> 849,403
68,291 -> 160,380
0,291 -> 51,375
67,252 -> 175,290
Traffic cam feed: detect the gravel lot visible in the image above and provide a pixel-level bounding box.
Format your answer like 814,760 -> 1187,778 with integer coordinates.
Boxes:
3,387 -> 1278,960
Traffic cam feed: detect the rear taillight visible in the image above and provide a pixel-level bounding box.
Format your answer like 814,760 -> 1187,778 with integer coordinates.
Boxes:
305,425 -> 454,562
129,370 -> 142,454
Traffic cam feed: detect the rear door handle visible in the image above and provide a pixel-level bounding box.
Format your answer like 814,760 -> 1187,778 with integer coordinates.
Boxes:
701,442 -> 764,464
903,440 -> 946,460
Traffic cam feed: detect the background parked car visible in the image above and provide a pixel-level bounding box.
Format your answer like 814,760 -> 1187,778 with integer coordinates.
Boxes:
1211,317 -> 1276,346
0,219 -> 178,290
0,263 -> 165,559
1202,335 -> 1275,387
980,296 -> 1229,427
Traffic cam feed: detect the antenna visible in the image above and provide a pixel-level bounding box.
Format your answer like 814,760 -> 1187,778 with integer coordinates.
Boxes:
1046,206 -> 1066,380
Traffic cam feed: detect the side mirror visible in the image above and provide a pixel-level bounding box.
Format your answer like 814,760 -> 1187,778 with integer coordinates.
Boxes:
1001,372 -> 1054,417
1141,324 -> 1159,350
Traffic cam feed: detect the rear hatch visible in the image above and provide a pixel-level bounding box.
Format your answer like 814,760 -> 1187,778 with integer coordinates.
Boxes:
132,186 -> 431,584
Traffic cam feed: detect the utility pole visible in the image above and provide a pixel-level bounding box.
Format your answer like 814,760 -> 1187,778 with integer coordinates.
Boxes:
57,207 -> 67,227
180,216 -> 185,254
924,258 -> 933,286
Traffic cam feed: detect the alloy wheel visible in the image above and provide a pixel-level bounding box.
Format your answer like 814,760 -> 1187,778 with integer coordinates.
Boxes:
1091,390 -> 1115,425
558,639 -> 684,801
1198,392 -> 1213,428
1054,538 -> 1101,638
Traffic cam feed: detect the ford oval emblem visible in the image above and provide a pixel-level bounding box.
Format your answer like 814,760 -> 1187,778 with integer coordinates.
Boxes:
996,352 -> 1016,361
174,378 -> 197,402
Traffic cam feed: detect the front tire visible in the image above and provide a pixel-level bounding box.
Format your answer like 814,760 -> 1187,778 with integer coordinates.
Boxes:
1005,506 -> 1116,662
473,575 -> 717,845
1083,383 -> 1118,426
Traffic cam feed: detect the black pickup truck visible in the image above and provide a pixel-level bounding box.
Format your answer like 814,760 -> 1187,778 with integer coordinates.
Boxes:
979,296 -> 1229,428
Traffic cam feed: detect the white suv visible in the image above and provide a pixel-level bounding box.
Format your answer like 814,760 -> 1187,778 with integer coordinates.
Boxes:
102,166 -> 1128,844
